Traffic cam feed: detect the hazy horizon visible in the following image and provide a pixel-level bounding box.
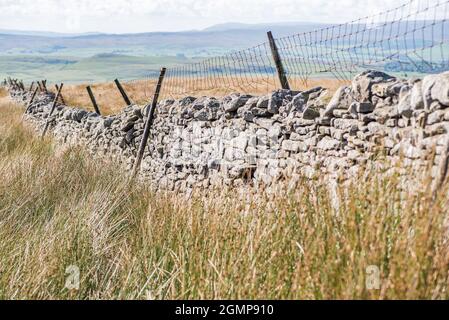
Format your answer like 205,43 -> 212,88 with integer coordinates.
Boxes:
0,21 -> 325,36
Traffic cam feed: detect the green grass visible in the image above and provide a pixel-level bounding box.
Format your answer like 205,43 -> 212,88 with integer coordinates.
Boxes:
0,95 -> 448,299
0,54 -> 196,84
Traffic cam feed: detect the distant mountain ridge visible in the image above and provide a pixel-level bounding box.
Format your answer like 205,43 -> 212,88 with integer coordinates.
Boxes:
0,22 -> 333,57
0,29 -> 103,38
202,21 -> 324,32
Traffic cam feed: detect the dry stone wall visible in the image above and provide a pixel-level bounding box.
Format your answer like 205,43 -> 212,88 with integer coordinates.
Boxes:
8,70 -> 449,191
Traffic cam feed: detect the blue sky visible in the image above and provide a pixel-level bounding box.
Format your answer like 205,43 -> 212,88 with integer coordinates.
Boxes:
0,0 -> 407,33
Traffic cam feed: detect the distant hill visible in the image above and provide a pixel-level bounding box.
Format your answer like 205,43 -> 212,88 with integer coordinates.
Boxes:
0,22 -> 332,58
203,22 -> 327,32
0,29 -> 103,38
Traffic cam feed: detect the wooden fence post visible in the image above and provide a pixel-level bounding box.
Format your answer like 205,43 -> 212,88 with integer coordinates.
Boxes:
41,83 -> 63,138
86,86 -> 101,115
114,79 -> 132,106
55,84 -> 66,105
132,68 -> 166,177
29,81 -> 35,92
267,31 -> 290,90
42,80 -> 48,93
22,87 -> 39,120
12,79 -> 19,90
37,81 -> 44,93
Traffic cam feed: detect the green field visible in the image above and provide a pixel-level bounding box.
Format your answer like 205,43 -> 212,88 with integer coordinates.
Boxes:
0,54 -> 198,84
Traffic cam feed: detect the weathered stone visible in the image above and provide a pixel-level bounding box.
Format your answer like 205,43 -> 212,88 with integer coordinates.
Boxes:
290,92 -> 308,113
281,140 -> 301,152
410,81 -> 424,110
429,71 -> 449,107
427,110 -> 446,125
179,96 -> 196,106
251,107 -> 271,118
121,122 -> 135,132
397,91 -> 413,118
223,93 -> 252,113
231,133 -> 249,151
302,106 -> 320,120
72,110 -> 87,122
317,136 -> 340,151
256,96 -> 270,109
323,86 -> 350,117
254,118 -> 275,130
352,70 -> 396,102
350,101 -> 375,114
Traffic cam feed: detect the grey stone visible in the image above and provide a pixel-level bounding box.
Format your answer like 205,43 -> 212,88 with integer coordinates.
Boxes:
121,122 -> 135,132
317,137 -> 340,151
397,91 -> 413,118
429,71 -> 449,107
410,81 -> 424,110
302,106 -> 321,120
281,140 -> 301,152
179,96 -> 196,106
256,96 -> 270,109
223,94 -> 252,113
323,86 -> 350,117
352,70 -> 396,102
350,101 -> 375,114
251,107 -> 271,118
72,110 -> 87,122
427,110 -> 445,125
231,133 -> 249,151
254,118 -> 275,130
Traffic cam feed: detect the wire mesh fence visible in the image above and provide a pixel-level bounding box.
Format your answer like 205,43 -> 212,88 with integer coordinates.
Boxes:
125,42 -> 278,100
129,0 -> 449,101
277,0 -> 449,85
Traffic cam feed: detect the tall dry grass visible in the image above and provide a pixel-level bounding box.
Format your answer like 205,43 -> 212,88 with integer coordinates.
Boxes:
57,77 -> 346,115
0,92 -> 448,300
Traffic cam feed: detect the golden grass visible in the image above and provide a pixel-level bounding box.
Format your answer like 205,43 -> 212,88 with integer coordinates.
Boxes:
56,77 -> 347,115
58,81 -> 153,116
0,95 -> 448,300
0,87 -> 7,99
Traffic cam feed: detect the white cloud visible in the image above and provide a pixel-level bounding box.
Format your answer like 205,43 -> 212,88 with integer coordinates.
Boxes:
0,0 -> 411,33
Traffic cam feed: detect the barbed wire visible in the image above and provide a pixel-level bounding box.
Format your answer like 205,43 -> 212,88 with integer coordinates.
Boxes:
126,0 -> 449,100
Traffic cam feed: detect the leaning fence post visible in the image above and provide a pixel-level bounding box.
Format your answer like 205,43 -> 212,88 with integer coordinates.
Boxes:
37,81 -> 43,93
55,84 -> 65,105
86,86 -> 101,115
29,81 -> 35,91
114,79 -> 132,106
12,79 -> 19,91
42,80 -> 48,93
267,31 -> 290,90
22,87 -> 39,121
41,83 -> 63,138
132,68 -> 166,177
